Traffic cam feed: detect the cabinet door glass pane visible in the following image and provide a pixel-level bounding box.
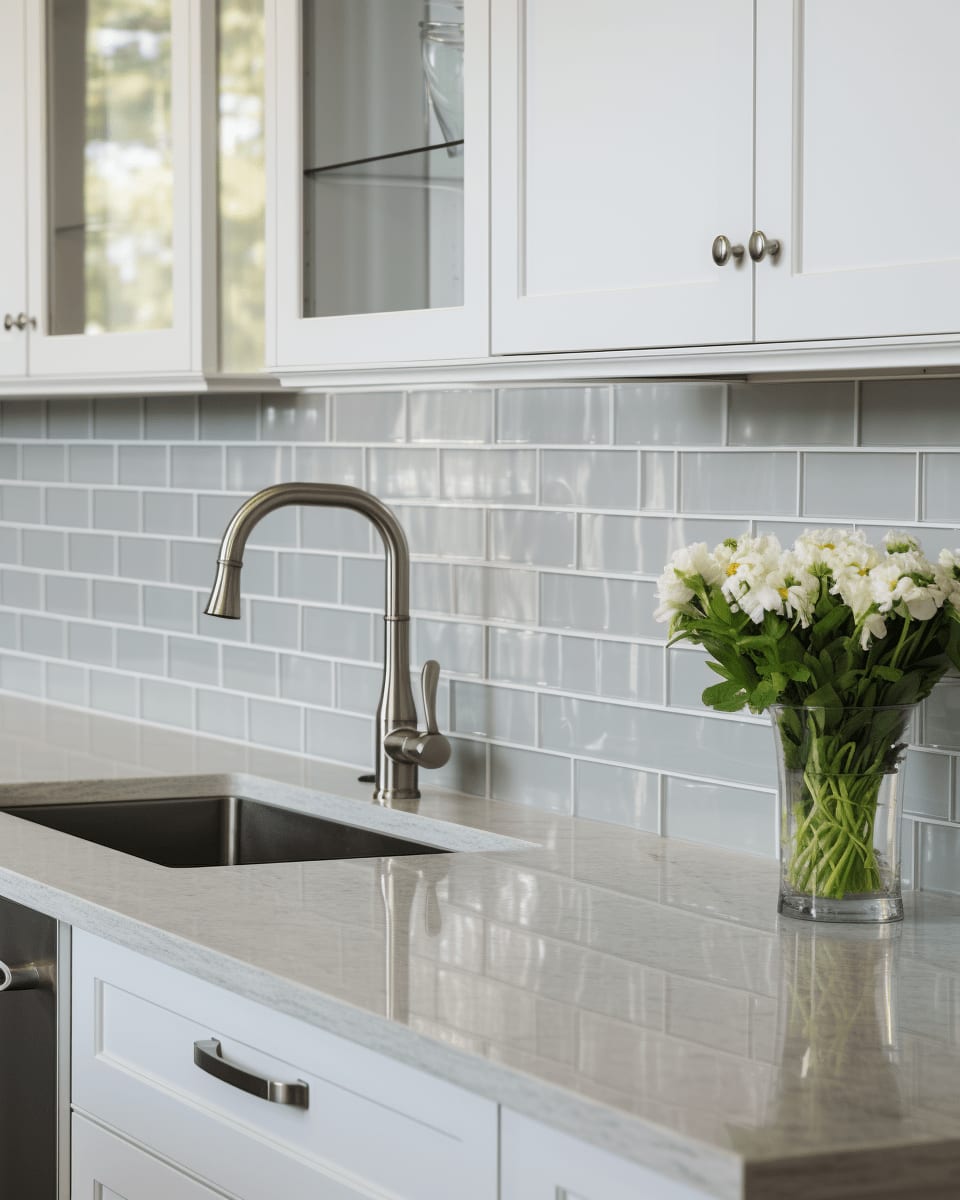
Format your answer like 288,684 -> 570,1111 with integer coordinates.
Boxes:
219,0 -> 266,372
47,0 -> 174,336
302,0 -> 464,319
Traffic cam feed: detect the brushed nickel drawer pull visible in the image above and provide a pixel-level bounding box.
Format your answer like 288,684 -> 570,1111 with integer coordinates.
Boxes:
193,1038 -> 309,1108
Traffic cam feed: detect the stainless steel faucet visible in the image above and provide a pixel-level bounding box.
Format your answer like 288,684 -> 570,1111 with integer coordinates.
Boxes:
204,483 -> 451,803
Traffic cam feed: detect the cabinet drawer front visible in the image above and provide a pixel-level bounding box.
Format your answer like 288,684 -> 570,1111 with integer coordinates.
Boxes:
73,931 -> 496,1200
72,1114 -> 223,1200
501,1110 -> 717,1200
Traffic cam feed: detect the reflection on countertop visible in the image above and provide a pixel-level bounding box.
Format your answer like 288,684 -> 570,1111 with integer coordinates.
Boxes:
0,698 -> 958,1199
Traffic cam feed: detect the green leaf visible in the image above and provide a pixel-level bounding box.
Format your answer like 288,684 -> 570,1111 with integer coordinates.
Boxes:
701,680 -> 748,712
872,665 -> 904,682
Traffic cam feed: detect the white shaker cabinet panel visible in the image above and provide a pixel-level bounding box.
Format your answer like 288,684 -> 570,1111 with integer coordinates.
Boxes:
491,0 -> 754,355
501,1110 -> 718,1200
755,0 -> 960,342
72,1114 -> 223,1200
0,0 -> 28,380
73,930 -> 497,1200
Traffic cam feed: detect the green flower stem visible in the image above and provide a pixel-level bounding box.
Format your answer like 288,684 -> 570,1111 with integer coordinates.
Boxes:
786,767 -> 884,898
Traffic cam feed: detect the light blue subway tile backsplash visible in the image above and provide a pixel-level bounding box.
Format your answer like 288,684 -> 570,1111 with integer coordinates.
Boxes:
803,452 -> 916,522
923,454 -> 960,524
409,390 -> 492,444
541,449 -> 637,510
681,451 -> 797,516
574,761 -> 659,833
860,378 -> 960,446
122,445 -> 169,487
614,382 -> 725,446
663,777 -> 775,857
490,745 -> 571,813
728,381 -> 856,446
496,386 -> 610,445
451,680 -> 536,745
541,574 -> 657,639
490,509 -> 575,569
1,380 -> 960,882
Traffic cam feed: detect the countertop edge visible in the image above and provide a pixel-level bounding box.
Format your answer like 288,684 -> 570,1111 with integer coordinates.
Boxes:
0,864 -> 745,1200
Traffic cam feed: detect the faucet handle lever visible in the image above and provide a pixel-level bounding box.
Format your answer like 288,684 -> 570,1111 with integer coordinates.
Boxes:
421,660 -> 441,735
384,660 -> 451,772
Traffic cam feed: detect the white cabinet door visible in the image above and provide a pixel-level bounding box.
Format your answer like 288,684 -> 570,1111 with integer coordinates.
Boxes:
501,1111 -> 718,1200
269,0 -> 489,369
0,0 -> 28,380
72,1114 -> 222,1200
491,0 -> 754,355
22,0 -> 206,381
755,0 -> 960,342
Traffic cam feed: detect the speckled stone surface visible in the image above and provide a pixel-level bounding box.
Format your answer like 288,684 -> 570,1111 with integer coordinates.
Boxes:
0,698 -> 958,1199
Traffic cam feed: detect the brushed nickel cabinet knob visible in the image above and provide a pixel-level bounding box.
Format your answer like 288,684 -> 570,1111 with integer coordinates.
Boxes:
711,235 -> 745,267
3,312 -> 36,332
748,230 -> 781,262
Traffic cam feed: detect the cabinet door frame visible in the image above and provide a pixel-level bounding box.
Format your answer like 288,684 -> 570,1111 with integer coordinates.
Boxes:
755,0 -> 960,343
72,1113 -> 223,1200
490,0 -> 755,357
23,0 -> 213,380
0,0 -> 28,381
267,0 -> 490,371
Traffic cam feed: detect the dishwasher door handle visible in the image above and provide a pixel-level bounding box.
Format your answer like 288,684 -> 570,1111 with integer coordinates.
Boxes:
193,1038 -> 310,1108
0,959 -> 53,991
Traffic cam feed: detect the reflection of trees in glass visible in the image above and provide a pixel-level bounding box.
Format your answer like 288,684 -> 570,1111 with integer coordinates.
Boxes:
219,0 -> 265,372
50,0 -> 174,335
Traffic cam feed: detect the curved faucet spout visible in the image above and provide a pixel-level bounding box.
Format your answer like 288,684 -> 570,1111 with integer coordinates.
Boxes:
203,483 -> 409,619
202,483 -> 447,805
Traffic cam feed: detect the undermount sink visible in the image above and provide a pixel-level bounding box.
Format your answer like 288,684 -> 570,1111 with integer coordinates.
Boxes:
0,796 -> 445,868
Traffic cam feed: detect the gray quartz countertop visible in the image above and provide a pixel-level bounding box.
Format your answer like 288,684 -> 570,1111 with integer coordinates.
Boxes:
0,698 -> 958,1200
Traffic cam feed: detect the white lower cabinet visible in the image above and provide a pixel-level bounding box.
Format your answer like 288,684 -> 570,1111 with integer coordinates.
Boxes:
500,1110 -> 716,1200
71,931 -> 497,1200
72,1115 -> 222,1200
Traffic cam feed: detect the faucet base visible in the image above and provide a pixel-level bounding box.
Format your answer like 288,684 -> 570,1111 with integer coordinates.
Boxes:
374,788 -> 421,805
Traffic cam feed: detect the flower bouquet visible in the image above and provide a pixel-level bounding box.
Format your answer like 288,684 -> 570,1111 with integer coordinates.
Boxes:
656,529 -> 960,921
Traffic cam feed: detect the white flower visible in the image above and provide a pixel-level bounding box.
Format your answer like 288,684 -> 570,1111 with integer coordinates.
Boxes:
859,611 -> 888,650
867,551 -> 946,620
884,530 -> 921,555
719,534 -> 785,624
654,542 -> 723,623
935,549 -> 960,613
794,528 -> 879,577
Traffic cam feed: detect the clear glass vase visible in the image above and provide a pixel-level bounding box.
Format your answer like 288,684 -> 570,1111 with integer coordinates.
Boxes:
770,704 -> 916,923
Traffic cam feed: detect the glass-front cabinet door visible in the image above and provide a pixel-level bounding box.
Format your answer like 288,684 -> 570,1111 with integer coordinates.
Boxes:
23,0 -> 201,381
269,0 -> 488,371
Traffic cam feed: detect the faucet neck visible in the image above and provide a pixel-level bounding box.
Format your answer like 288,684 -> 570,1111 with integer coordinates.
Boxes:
374,615 -> 420,804
214,483 -> 410,618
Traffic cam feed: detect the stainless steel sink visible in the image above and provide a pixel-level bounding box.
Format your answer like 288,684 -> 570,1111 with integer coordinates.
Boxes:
0,796 -> 445,868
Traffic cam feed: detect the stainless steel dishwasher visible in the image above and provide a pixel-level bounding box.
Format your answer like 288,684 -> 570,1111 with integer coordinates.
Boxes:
0,894 -> 68,1199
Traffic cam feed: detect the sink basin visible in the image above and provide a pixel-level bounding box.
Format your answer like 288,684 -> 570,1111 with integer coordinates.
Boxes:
1,796 -> 445,868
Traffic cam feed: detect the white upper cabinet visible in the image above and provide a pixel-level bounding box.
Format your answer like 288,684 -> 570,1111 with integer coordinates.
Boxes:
490,0 -> 755,355
0,0 -> 29,381
267,0 -> 489,371
0,0 -> 267,393
491,0 -> 960,364
754,0 -> 960,343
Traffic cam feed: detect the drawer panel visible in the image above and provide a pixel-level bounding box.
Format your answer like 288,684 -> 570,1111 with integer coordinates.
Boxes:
72,1114 -> 223,1200
73,931 -> 496,1200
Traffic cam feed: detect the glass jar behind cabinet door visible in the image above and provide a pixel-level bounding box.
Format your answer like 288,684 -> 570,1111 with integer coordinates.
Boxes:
25,0 -> 204,382
270,0 -> 488,372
